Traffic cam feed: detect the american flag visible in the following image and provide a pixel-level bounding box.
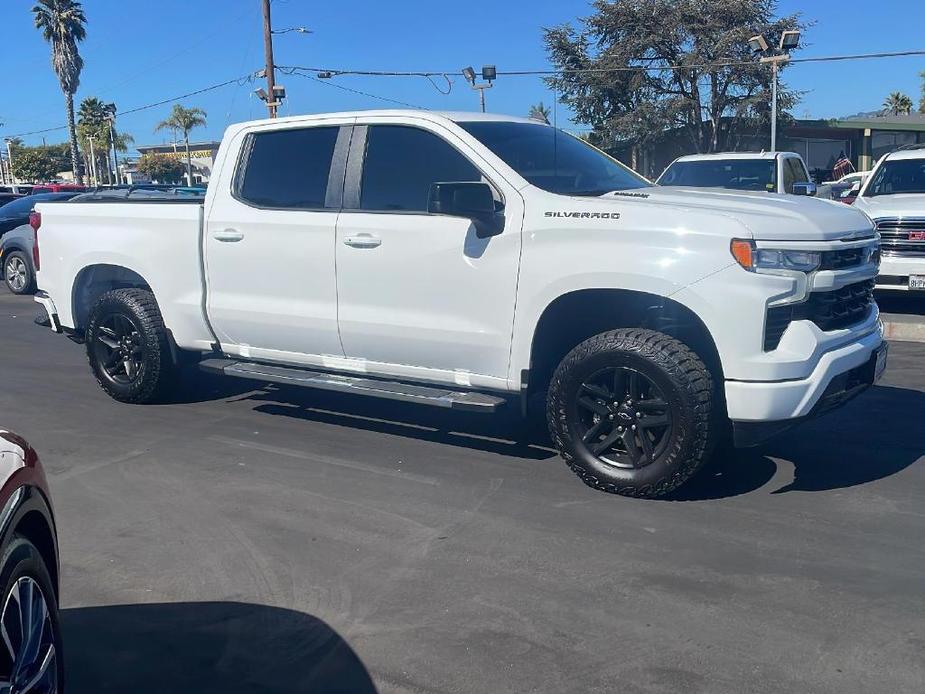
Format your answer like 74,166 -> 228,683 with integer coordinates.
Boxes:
832,156 -> 855,180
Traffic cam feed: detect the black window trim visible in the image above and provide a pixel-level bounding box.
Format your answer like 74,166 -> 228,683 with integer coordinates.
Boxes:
341,122 -> 505,216
231,123 -> 351,212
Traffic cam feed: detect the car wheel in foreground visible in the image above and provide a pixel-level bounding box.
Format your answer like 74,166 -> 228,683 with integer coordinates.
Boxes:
86,288 -> 174,404
0,536 -> 63,693
3,253 -> 34,295
547,328 -> 714,498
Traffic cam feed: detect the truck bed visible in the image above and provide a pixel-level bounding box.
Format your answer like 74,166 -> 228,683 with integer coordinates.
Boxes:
34,199 -> 214,351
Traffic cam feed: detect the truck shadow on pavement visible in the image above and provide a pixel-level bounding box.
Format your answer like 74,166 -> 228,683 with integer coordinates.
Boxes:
62,601 -> 378,693
189,375 -> 920,501
238,383 -> 559,462
674,383 -> 924,500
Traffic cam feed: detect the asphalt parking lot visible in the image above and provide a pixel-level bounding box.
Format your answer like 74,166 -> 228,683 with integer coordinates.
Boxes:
0,286 -> 923,694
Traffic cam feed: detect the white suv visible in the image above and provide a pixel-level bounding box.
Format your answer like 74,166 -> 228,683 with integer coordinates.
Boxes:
854,146 -> 925,290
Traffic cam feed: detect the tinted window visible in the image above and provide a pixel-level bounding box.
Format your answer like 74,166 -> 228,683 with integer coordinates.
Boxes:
864,159 -> 925,196
238,126 -> 339,208
459,121 -> 649,195
658,159 -> 776,192
360,126 -> 482,212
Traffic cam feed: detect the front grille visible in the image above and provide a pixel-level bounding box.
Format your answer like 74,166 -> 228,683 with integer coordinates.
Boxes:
875,217 -> 925,257
763,279 -> 875,351
819,247 -> 865,270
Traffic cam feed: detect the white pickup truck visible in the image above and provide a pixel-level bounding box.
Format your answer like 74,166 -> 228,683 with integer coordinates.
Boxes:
32,110 -> 887,498
658,151 -> 816,196
853,146 -> 925,290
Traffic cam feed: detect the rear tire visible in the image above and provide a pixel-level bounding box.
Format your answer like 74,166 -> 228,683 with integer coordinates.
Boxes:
3,252 -> 34,295
85,288 -> 175,404
547,328 -> 714,498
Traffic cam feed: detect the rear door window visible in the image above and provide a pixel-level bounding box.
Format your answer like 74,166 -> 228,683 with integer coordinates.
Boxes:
237,126 -> 340,209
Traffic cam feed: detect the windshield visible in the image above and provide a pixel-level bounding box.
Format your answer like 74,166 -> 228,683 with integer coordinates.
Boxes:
864,159 -> 925,196
658,159 -> 777,192
458,121 -> 649,196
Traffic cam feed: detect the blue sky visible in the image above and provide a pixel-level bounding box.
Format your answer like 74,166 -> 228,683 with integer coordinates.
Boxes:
2,0 -> 923,151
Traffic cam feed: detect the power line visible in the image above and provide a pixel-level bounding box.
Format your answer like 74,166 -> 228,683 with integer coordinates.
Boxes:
4,73 -> 256,139
282,70 -> 423,109
277,48 -> 925,79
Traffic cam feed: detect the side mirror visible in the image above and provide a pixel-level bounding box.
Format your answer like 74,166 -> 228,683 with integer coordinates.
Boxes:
792,181 -> 817,197
428,182 -> 504,238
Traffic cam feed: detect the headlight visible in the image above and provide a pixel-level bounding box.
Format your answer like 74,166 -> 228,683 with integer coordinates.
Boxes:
730,239 -> 821,272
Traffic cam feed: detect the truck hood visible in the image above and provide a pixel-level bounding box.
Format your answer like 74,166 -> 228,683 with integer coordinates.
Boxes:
594,187 -> 875,241
853,194 -> 925,220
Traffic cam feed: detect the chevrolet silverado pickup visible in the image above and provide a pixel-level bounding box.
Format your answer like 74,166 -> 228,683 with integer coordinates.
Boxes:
32,110 -> 887,498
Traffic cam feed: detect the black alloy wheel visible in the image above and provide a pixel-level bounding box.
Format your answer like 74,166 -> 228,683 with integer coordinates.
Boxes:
574,366 -> 673,469
90,312 -> 145,387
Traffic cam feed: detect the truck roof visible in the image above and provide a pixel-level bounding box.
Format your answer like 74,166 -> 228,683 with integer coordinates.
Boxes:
672,151 -> 799,162
226,109 -> 543,131
880,146 -> 925,161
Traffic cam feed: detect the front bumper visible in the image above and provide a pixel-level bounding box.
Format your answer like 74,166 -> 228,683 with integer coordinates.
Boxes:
732,342 -> 887,446
875,255 -> 925,290
726,317 -> 884,426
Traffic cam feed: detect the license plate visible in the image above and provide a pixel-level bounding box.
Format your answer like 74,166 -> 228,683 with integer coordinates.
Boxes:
874,344 -> 888,382
909,275 -> 925,290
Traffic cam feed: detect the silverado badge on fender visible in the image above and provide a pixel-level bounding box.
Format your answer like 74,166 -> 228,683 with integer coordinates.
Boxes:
544,211 -> 621,219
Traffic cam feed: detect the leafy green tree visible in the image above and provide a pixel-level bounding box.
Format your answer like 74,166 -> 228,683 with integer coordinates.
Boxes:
33,0 -> 87,184
136,153 -> 185,184
11,148 -> 58,182
528,102 -> 551,124
543,0 -> 804,155
155,105 -> 207,186
882,91 -> 914,116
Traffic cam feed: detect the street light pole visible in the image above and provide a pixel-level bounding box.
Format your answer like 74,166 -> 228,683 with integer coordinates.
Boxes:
771,61 -> 778,152
5,139 -> 15,185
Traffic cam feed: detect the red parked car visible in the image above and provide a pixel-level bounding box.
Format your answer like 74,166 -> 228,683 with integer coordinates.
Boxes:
0,430 -> 62,691
30,184 -> 86,195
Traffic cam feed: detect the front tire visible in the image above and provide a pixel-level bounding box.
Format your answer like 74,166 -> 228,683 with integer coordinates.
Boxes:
86,288 -> 175,403
547,328 -> 714,499
0,536 -> 64,692
3,252 -> 35,295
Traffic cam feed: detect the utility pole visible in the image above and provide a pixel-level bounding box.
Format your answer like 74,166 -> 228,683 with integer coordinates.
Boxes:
262,0 -> 278,118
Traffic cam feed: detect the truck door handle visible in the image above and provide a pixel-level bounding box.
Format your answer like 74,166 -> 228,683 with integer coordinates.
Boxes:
213,229 -> 244,242
343,234 -> 381,249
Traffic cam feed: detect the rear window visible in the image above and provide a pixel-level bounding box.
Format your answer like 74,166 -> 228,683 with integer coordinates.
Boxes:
237,126 -> 340,209
658,159 -> 777,192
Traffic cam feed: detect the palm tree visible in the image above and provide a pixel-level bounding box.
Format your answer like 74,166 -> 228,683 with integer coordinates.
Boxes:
33,0 -> 87,184
155,105 -> 207,186
77,96 -> 116,183
528,102 -> 551,124
882,91 -> 913,116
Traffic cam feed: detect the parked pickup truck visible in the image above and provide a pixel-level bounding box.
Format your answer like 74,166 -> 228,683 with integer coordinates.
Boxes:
658,151 -> 817,196
852,145 -> 925,290
32,110 -> 887,498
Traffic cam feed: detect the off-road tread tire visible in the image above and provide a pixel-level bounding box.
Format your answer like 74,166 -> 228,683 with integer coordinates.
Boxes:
547,328 -> 713,499
85,288 -> 174,404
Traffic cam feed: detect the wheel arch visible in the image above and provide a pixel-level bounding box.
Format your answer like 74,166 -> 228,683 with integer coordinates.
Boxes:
71,263 -> 152,332
526,288 -> 724,399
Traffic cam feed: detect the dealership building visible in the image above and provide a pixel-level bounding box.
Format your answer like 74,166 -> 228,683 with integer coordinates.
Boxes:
628,113 -> 925,181
127,141 -> 222,184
